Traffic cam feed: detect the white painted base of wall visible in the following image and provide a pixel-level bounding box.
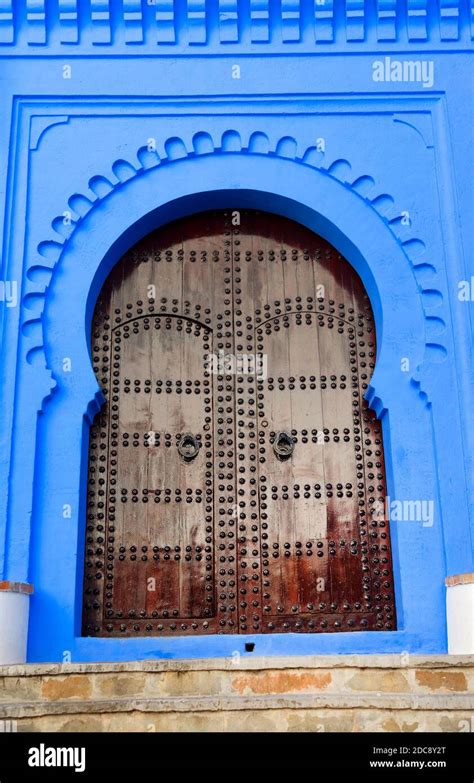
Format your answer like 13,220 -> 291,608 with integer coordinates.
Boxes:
446,583 -> 474,654
0,591 -> 30,664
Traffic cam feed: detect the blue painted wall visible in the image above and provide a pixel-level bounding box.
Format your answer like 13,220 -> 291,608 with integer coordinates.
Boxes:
0,1 -> 472,662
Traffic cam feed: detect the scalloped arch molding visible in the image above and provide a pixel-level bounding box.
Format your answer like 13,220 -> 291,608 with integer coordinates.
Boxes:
27,129 -> 446,405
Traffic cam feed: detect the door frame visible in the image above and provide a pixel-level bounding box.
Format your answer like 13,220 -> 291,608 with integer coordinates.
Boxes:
24,150 -> 451,660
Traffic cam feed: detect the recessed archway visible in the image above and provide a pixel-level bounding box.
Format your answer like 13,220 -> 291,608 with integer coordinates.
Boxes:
25,152 -> 446,661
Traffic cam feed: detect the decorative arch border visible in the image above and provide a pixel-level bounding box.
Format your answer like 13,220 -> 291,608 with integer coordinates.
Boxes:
24,129 -> 446,411
19,131 -> 452,660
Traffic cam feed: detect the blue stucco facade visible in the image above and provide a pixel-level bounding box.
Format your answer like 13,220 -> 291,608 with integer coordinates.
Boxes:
0,1 -> 472,663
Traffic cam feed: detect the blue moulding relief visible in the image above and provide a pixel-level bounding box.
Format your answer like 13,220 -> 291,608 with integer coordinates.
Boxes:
0,2 -> 472,662
23,138 -> 452,660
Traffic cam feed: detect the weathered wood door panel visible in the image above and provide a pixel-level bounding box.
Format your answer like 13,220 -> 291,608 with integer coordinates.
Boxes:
83,210 -> 396,636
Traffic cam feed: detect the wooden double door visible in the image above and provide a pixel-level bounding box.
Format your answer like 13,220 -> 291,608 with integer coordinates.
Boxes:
83,210 -> 396,636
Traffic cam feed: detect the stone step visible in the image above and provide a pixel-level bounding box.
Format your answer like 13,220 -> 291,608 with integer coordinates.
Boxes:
2,691 -> 472,717
1,655 -> 472,732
